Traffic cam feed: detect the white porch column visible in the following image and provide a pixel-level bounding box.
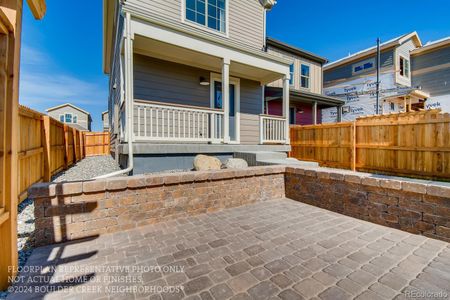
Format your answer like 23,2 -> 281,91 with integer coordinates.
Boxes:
124,12 -> 134,143
312,101 -> 318,125
222,58 -> 230,143
282,75 -> 290,144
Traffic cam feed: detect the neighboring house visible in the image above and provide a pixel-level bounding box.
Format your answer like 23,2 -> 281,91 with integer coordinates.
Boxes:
46,103 -> 92,131
411,37 -> 450,113
103,0 -> 293,173
102,111 -> 110,131
322,32 -> 429,122
265,38 -> 344,125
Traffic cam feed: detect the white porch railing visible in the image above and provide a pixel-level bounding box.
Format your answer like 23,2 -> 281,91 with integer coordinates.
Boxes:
260,115 -> 287,144
133,100 -> 224,142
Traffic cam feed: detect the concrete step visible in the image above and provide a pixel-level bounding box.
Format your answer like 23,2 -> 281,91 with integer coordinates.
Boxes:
234,151 -> 287,166
234,151 -> 318,168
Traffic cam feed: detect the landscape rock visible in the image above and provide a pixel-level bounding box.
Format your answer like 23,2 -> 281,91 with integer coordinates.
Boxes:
193,155 -> 222,171
225,158 -> 248,169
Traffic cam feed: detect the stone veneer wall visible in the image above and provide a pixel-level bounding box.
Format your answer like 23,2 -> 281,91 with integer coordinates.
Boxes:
29,166 -> 285,247
285,167 -> 450,243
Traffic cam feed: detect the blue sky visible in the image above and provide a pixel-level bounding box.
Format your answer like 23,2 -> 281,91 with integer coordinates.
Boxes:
20,0 -> 450,131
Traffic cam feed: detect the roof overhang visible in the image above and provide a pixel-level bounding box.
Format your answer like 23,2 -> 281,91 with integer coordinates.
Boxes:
411,37 -> 450,56
266,38 -> 328,64
26,0 -> 46,20
383,89 -> 430,102
46,103 -> 91,116
324,32 -> 422,71
103,0 -> 116,74
266,87 -> 345,107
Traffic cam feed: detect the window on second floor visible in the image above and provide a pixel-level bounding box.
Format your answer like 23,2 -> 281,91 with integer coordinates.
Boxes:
73,115 -> 78,124
289,64 -> 294,85
300,64 -> 310,89
65,113 -> 72,123
185,0 -> 226,33
399,56 -> 410,78
59,115 -> 64,122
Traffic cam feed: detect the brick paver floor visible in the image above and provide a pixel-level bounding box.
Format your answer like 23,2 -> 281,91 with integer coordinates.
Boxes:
7,198 -> 450,300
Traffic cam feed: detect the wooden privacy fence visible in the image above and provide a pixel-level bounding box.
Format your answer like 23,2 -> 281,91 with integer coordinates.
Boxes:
84,132 -> 110,156
17,106 -> 110,202
289,109 -> 450,181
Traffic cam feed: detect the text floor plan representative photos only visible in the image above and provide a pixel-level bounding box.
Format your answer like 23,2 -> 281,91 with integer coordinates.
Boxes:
103,0 -> 295,173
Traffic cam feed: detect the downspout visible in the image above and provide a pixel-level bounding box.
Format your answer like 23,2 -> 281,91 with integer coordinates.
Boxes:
96,12 -> 134,179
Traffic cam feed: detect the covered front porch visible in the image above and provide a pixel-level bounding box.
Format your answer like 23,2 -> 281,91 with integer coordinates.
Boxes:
118,14 -> 292,147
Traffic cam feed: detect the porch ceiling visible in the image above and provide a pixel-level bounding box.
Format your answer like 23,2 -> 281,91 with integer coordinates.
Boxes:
134,35 -> 285,84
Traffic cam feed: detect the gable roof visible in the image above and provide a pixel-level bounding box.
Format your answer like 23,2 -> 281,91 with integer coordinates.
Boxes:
46,103 -> 91,116
266,37 -> 328,64
411,36 -> 450,55
324,32 -> 422,71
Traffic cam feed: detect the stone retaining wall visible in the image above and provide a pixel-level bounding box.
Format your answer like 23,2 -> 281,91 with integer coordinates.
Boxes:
29,165 -> 450,246
29,166 -> 285,246
285,167 -> 450,242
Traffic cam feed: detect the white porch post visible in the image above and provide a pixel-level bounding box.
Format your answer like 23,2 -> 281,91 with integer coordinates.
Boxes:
222,58 -> 230,143
124,12 -> 135,143
282,75 -> 290,144
312,101 -> 318,125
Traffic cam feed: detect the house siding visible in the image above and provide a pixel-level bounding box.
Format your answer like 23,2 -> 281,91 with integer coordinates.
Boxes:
47,106 -> 90,131
267,46 -> 323,94
412,47 -> 450,97
133,55 -> 263,144
395,39 -> 417,87
125,0 -> 264,51
324,49 -> 394,85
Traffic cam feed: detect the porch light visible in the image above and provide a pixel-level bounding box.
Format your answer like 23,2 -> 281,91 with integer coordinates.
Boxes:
199,77 -> 210,86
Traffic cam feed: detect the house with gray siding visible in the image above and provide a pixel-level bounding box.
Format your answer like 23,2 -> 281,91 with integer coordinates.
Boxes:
103,0 -> 293,173
46,103 -> 92,131
264,38 -> 344,125
411,37 -> 450,113
322,32 -> 429,122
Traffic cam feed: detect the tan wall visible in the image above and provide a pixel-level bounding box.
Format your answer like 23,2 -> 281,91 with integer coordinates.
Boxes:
126,0 -> 264,50
267,46 -> 323,94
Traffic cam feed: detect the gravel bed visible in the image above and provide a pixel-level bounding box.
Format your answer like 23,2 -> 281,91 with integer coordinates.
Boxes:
52,155 -> 122,182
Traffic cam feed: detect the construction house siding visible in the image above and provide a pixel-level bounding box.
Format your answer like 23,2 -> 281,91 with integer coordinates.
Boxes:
412,45 -> 450,112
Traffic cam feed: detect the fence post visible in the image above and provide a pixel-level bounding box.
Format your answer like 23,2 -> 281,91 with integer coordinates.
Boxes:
42,116 -> 51,181
79,131 -> 84,159
352,121 -> 356,171
63,125 -> 69,169
72,127 -> 78,162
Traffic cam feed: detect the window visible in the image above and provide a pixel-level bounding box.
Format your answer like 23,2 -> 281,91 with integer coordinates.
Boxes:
65,113 -> 72,123
289,64 -> 294,85
186,0 -> 226,33
289,107 -> 296,125
399,56 -> 410,78
352,58 -> 375,74
300,64 -> 310,89
59,115 -> 64,122
73,115 -> 78,124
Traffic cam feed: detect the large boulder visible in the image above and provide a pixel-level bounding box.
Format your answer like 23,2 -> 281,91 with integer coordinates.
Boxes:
193,155 -> 222,171
225,158 -> 248,169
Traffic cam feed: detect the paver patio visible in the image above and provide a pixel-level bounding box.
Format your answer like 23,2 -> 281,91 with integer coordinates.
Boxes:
7,198 -> 450,300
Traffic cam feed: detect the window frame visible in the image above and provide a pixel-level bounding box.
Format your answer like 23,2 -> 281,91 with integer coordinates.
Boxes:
73,115 -> 78,124
352,58 -> 376,75
182,0 -> 229,37
65,113 -> 73,123
399,55 -> 410,79
300,64 -> 310,89
289,64 -> 294,86
59,114 -> 64,123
